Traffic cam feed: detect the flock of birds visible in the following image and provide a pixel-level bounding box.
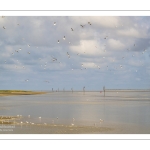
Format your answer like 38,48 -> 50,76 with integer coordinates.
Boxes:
16,114 -> 103,127
1,16 -> 150,87
17,115 -> 76,127
1,18 -> 96,84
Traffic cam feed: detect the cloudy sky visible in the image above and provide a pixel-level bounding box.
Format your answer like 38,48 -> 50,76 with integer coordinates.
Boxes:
0,16 -> 150,91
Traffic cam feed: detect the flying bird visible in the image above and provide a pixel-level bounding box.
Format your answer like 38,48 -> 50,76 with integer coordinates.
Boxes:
54,22 -> 56,25
88,22 -> 91,25
58,40 -> 59,43
3,26 -> 6,29
100,119 -> 103,122
63,36 -> 65,40
51,56 -> 57,61
67,52 -> 70,58
104,36 -> 108,39
71,28 -> 74,31
97,66 -> 100,69
80,24 -> 85,28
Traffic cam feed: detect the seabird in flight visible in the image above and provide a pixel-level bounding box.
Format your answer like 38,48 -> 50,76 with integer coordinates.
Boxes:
80,24 -> 85,28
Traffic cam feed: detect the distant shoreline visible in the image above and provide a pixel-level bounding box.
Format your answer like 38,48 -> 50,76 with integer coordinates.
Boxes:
36,89 -> 150,92
0,90 -> 47,96
0,89 -> 150,96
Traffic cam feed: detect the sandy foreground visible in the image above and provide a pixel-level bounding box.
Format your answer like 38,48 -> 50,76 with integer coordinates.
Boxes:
0,124 -> 113,134
0,91 -> 112,134
0,116 -> 112,134
0,116 -> 149,134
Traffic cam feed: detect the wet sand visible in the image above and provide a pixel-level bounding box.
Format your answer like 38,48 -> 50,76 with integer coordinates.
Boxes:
0,117 -> 149,134
0,90 -> 150,134
1,123 -> 149,134
1,124 -> 113,134
0,116 -> 112,134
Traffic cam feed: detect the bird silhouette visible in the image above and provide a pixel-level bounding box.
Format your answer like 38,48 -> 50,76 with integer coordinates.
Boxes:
80,24 -> 85,28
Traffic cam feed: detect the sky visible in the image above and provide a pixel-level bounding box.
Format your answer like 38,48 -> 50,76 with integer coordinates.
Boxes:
0,16 -> 150,91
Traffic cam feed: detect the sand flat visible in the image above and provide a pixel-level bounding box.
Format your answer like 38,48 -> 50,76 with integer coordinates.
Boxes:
0,91 -> 150,134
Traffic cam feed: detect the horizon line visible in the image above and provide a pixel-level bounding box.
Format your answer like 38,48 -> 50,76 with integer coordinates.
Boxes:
1,10 -> 150,11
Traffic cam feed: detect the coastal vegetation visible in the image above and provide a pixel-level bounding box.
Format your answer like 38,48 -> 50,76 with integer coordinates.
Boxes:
0,90 -> 46,96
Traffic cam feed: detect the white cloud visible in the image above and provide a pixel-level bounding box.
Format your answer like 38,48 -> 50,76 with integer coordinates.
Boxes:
117,28 -> 141,38
81,62 -> 97,69
128,58 -> 144,67
69,40 -> 105,55
69,16 -> 121,29
107,39 -> 125,50
4,63 -> 31,74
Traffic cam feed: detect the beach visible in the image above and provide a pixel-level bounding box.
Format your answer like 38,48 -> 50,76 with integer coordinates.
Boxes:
0,90 -> 150,134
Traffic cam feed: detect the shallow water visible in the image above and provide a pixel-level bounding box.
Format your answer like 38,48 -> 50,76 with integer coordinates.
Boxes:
0,91 -> 150,133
